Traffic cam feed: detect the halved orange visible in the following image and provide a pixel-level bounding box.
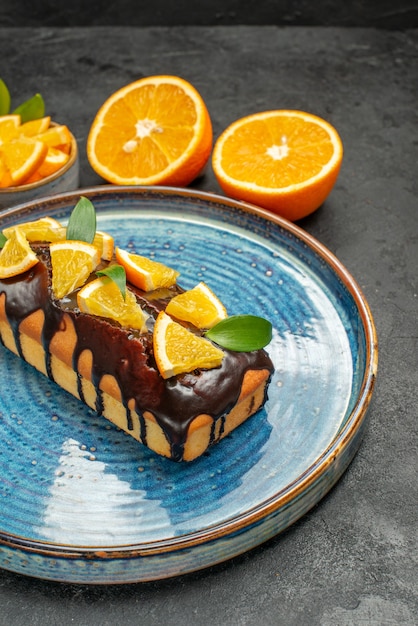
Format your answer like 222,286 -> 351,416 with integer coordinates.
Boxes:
212,110 -> 343,221
87,75 -> 213,186
153,311 -> 224,379
3,216 -> 66,243
0,228 -> 39,278
115,247 -> 179,291
77,276 -> 148,331
165,281 -> 227,329
50,240 -> 101,299
0,136 -> 48,185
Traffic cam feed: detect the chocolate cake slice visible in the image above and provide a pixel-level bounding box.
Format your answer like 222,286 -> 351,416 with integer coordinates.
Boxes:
0,244 -> 273,461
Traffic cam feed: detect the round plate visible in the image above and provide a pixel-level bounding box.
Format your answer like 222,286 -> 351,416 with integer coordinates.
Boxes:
0,186 -> 377,584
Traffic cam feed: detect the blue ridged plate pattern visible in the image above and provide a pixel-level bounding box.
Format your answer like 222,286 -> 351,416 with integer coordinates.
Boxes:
0,186 -> 377,583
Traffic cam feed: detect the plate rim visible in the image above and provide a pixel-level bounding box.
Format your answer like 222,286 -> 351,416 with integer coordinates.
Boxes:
0,185 -> 378,560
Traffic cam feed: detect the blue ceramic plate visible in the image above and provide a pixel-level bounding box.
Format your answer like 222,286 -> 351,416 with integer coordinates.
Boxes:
0,187 -> 377,583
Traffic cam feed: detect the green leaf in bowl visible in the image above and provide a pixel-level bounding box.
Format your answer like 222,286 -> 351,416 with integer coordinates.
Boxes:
205,315 -> 273,352
0,79 -> 11,116
12,93 -> 45,123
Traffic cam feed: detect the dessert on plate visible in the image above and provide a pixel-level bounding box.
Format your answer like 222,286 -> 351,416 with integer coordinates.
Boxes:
0,199 -> 274,461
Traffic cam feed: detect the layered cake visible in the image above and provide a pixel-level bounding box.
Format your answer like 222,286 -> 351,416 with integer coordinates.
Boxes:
0,209 -> 274,461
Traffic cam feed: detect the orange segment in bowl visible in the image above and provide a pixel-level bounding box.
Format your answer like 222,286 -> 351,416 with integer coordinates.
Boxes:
153,311 -> 224,379
36,124 -> 72,151
0,158 -> 13,188
115,246 -> 179,291
0,115 -> 21,144
87,75 -> 213,186
0,136 -> 48,185
212,109 -> 343,221
19,116 -> 51,137
0,228 -> 39,278
37,147 -> 70,178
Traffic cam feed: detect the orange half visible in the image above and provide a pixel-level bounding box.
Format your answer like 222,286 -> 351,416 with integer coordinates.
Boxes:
87,75 -> 213,186
212,110 -> 343,221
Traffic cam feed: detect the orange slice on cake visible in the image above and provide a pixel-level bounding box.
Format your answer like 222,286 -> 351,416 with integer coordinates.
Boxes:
153,311 -> 224,379
165,282 -> 227,329
115,247 -> 179,291
0,229 -> 39,278
50,240 -> 101,299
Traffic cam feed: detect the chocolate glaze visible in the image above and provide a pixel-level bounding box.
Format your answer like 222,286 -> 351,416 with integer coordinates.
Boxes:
0,248 -> 274,461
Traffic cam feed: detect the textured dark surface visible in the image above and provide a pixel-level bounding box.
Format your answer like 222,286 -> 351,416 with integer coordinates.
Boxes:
0,25 -> 417,626
1,0 -> 418,28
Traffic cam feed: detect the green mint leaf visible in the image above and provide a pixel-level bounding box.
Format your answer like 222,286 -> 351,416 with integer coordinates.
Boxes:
66,196 -> 97,243
12,93 -> 45,123
205,315 -> 273,352
96,265 -> 127,300
0,79 -> 11,116
0,232 -> 7,248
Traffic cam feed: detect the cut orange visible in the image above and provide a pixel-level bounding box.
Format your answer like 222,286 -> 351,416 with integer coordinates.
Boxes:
77,276 -> 148,331
0,229 -> 39,278
93,230 -> 114,261
50,240 -> 101,299
153,311 -> 224,379
19,116 -> 51,137
212,110 -> 343,221
0,136 -> 48,185
87,75 -> 213,186
115,247 -> 179,291
22,170 -> 43,184
0,115 -> 20,144
36,125 -> 72,151
3,216 -> 66,243
0,158 -> 13,188
165,281 -> 227,329
36,147 -> 70,178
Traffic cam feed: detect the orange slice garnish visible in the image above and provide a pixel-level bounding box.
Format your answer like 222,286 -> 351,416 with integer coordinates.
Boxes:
50,240 -> 101,299
77,276 -> 148,332
212,109 -> 343,221
153,311 -> 224,379
87,75 -> 213,186
3,217 -> 66,243
92,231 -> 114,261
0,229 -> 39,278
115,247 -> 179,291
165,282 -> 227,329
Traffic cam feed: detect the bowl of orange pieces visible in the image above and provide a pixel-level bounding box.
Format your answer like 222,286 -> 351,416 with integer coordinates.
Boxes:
0,114 -> 79,209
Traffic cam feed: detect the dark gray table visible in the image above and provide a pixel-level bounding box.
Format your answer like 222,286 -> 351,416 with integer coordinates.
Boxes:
0,26 -> 416,626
